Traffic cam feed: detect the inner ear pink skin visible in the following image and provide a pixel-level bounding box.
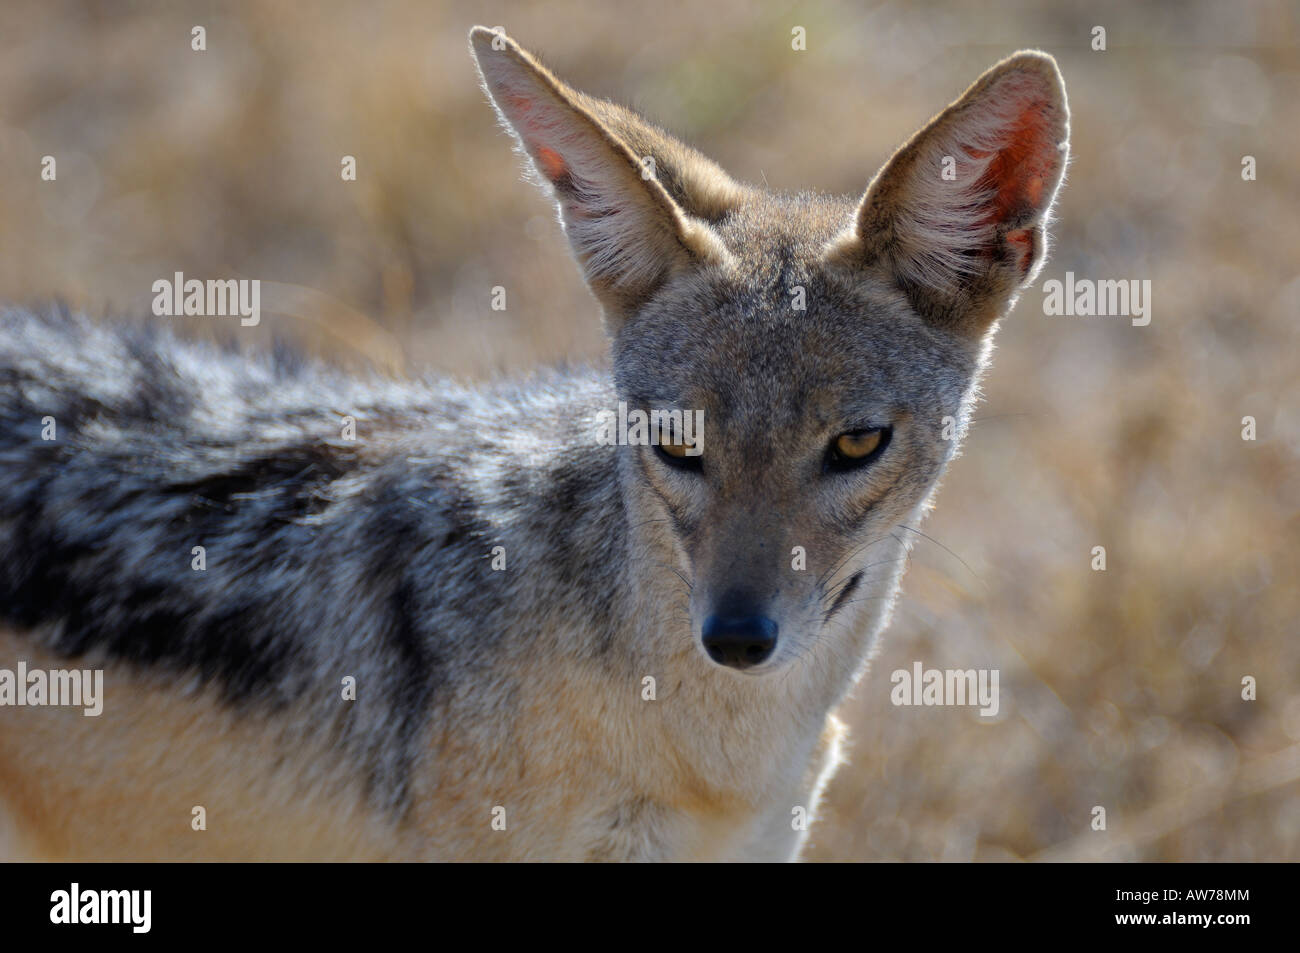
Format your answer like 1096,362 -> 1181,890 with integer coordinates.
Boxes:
536,146 -> 567,182
975,100 -> 1057,224
1005,226 -> 1036,276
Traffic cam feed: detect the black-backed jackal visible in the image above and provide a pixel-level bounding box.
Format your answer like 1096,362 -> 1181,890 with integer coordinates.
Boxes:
0,27 -> 1068,861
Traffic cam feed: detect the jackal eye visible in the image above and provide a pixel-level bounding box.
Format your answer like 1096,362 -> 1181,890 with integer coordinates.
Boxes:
653,422 -> 702,472
825,427 -> 891,473
654,437 -> 702,472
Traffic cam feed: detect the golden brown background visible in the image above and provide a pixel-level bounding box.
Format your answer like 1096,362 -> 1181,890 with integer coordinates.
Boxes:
1,0 -> 1297,860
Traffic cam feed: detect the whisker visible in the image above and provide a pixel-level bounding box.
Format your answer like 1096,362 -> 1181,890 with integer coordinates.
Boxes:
821,555 -> 909,606
816,533 -> 892,589
896,523 -> 981,583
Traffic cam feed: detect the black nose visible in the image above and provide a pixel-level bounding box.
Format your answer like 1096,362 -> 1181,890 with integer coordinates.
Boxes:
701,613 -> 778,669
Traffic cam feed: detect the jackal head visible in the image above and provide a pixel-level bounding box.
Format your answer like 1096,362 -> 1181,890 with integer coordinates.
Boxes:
471,28 -> 1068,676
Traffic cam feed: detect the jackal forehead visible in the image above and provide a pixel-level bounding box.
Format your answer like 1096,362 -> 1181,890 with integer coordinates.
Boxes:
613,269 -> 969,430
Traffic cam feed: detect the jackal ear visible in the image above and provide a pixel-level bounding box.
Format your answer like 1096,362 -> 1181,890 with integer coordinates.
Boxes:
469,27 -> 734,327
827,51 -> 1069,334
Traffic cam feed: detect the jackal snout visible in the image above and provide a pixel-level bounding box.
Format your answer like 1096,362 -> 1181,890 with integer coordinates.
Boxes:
701,590 -> 780,670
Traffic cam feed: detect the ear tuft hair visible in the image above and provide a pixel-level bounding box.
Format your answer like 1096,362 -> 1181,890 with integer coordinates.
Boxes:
468,26 -> 733,327
827,51 -> 1070,331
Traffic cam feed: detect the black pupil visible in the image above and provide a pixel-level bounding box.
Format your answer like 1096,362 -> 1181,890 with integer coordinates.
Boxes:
827,427 -> 889,472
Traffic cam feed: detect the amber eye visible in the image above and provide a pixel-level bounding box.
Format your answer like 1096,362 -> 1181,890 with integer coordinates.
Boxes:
659,439 -> 689,459
835,430 -> 882,458
825,427 -> 891,473
653,422 -> 702,472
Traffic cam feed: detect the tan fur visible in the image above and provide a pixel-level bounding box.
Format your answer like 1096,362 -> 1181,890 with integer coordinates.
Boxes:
1,622 -> 840,861
0,628 -> 407,861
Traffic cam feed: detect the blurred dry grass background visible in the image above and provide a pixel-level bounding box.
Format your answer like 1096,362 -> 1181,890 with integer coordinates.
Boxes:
1,0 -> 1297,860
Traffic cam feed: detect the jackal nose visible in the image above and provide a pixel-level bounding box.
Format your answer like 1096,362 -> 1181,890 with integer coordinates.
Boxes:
701,613 -> 778,669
